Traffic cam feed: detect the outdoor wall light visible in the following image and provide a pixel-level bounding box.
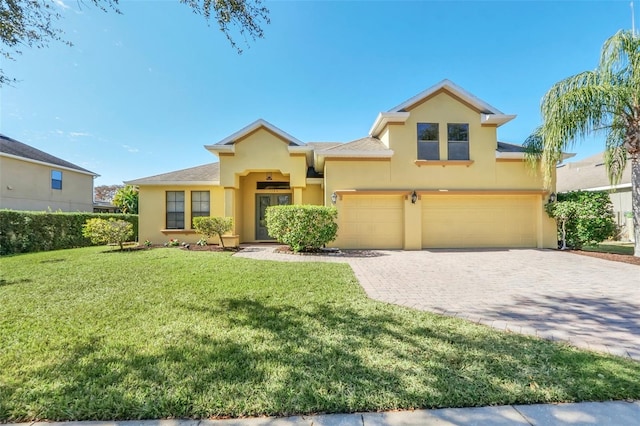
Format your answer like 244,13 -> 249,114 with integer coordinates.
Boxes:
331,192 -> 338,204
411,190 -> 418,204
547,192 -> 557,204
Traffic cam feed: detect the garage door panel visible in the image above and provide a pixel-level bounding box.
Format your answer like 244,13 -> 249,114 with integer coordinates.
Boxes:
422,196 -> 537,248
339,196 -> 403,249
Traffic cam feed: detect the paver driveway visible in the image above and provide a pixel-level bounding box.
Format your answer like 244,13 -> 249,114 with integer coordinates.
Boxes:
236,247 -> 640,360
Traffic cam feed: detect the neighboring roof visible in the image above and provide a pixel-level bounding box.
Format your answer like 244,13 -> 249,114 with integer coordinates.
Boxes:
210,119 -> 305,147
321,137 -> 390,152
126,163 -> 220,185
0,133 -> 97,176
496,141 -> 527,153
556,152 -> 632,192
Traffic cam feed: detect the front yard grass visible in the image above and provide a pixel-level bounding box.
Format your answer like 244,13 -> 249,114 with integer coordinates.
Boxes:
582,242 -> 635,256
1,247 -> 639,421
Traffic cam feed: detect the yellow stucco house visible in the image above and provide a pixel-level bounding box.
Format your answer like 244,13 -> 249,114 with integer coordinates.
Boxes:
0,134 -> 97,212
127,80 -> 557,249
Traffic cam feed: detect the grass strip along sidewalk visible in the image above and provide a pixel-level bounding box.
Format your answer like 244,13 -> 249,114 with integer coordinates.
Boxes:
1,247 -> 639,422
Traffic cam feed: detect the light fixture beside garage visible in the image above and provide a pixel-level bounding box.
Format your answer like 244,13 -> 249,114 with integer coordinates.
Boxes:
411,191 -> 418,204
331,192 -> 338,204
547,193 -> 557,204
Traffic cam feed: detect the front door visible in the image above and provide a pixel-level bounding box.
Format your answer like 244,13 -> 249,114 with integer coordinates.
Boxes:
256,194 -> 291,240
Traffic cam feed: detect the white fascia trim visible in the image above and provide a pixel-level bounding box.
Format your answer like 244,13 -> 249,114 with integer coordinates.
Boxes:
481,113 -> 516,127
579,183 -> 632,192
368,112 -> 410,137
318,150 -> 394,158
0,152 -> 98,177
306,178 -> 324,185
288,146 -> 313,154
213,118 -> 305,146
389,79 -> 504,114
124,180 -> 221,186
495,151 -> 525,159
204,144 -> 235,154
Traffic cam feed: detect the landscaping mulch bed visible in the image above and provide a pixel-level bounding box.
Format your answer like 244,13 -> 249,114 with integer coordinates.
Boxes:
180,244 -> 240,252
567,249 -> 640,266
273,245 -> 384,258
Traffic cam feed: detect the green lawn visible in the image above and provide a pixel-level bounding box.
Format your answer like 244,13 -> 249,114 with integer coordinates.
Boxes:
582,242 -> 635,255
1,247 -> 639,422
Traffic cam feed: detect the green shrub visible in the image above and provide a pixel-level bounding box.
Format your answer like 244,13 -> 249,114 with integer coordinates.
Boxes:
193,216 -> 233,248
82,218 -> 134,251
546,191 -> 617,249
112,185 -> 139,214
0,211 -> 138,255
266,205 -> 338,253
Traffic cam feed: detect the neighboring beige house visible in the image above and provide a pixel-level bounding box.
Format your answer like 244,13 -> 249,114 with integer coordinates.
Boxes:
128,80 -> 558,249
0,134 -> 97,212
556,152 -> 634,241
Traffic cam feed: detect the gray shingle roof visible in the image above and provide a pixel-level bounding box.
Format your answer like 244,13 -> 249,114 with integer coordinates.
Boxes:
306,142 -> 343,150
126,163 -> 220,185
0,134 -> 96,175
322,137 -> 389,152
556,152 -> 632,192
496,141 -> 526,153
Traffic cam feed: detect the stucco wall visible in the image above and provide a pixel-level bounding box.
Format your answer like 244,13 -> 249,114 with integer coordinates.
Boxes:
324,91 -> 557,249
137,185 -> 225,244
0,156 -> 94,212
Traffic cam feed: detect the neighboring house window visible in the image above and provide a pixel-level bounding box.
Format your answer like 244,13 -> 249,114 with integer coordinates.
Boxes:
447,123 -> 469,160
166,191 -> 185,229
51,170 -> 62,190
417,123 -> 439,160
191,191 -> 210,226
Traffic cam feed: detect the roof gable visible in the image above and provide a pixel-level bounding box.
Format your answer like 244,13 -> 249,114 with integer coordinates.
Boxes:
0,134 -> 97,176
369,80 -> 516,137
390,79 -> 503,114
213,119 -> 305,146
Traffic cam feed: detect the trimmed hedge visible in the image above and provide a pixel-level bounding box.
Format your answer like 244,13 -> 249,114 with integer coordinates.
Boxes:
0,211 -> 138,255
265,205 -> 338,252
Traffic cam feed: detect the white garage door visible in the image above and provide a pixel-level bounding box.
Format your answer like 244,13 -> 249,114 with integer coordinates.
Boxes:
337,196 -> 404,249
422,195 -> 538,248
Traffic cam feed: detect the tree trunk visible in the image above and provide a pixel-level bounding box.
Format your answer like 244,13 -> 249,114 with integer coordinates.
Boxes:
560,219 -> 567,250
632,156 -> 640,257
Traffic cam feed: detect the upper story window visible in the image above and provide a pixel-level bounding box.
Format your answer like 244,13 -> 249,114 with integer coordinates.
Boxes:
191,191 -> 210,226
51,170 -> 62,190
166,191 -> 185,229
417,123 -> 439,160
447,123 -> 469,160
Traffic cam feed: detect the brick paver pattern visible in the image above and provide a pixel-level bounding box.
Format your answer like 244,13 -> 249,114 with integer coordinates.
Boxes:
235,246 -> 640,361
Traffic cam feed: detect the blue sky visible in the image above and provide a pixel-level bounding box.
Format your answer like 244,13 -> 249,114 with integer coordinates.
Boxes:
0,0 -> 636,185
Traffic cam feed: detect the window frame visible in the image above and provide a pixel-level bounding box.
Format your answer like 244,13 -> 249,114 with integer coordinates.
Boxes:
191,190 -> 210,227
166,191 -> 185,229
447,123 -> 470,161
51,170 -> 62,190
417,123 -> 440,160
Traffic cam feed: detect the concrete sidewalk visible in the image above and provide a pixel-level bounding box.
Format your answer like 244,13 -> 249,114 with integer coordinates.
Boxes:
6,401 -> 640,426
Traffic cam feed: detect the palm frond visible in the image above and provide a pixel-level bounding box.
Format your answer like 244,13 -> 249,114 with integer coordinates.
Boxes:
603,121 -> 628,186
